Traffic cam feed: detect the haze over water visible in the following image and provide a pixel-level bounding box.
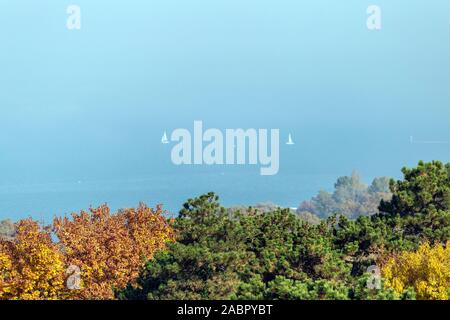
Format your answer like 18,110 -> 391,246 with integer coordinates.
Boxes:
1,1 -> 449,221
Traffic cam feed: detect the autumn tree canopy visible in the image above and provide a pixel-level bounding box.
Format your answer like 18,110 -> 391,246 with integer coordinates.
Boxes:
0,220 -> 65,300
53,203 -> 175,299
1,161 -> 448,300
382,241 -> 450,300
0,204 -> 175,300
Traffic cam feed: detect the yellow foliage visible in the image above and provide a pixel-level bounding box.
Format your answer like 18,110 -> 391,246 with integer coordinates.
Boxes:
0,220 -> 66,300
382,241 -> 450,300
0,250 -> 13,298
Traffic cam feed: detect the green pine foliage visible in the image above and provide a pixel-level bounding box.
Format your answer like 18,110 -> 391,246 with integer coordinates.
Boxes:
120,161 -> 449,300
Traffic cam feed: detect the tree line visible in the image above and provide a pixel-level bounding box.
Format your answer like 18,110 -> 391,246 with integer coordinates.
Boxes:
0,161 -> 449,300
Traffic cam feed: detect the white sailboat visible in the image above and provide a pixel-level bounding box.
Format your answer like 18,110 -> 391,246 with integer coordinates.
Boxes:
286,133 -> 295,145
161,131 -> 169,144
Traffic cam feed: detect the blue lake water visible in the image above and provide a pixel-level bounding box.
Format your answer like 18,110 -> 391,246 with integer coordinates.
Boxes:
0,172 -> 339,223
1,2 -> 449,223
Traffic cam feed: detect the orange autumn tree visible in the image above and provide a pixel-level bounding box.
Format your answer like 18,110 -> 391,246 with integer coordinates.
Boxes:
53,203 -> 175,299
0,220 -> 66,300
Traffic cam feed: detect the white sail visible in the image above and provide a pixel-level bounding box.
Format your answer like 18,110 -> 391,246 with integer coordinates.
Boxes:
161,131 -> 169,144
286,134 -> 294,145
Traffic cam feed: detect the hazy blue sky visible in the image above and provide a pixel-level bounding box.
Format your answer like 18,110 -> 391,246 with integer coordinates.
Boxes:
0,1 -> 449,216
